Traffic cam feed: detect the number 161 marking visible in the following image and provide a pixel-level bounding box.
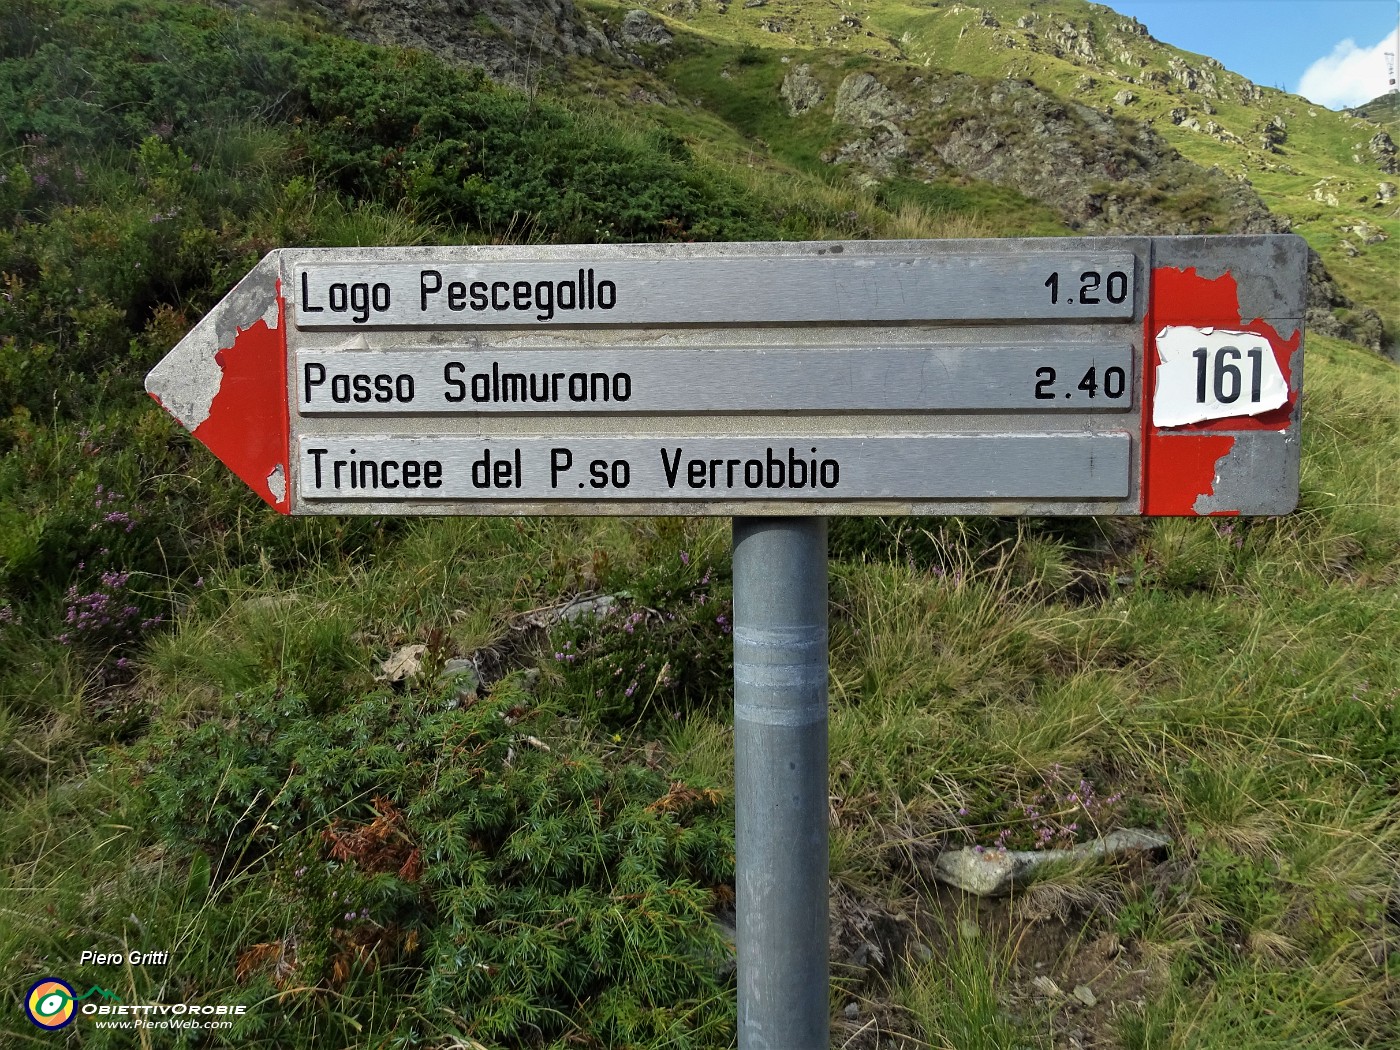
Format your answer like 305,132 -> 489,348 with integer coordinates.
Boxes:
1192,344 -> 1266,405
1153,326 -> 1290,428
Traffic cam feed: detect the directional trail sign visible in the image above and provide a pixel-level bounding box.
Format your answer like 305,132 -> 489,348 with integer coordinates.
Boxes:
145,235 -> 1307,517
144,233 -> 1309,1048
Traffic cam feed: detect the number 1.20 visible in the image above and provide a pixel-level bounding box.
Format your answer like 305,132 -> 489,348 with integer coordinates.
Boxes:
1045,270 -> 1129,305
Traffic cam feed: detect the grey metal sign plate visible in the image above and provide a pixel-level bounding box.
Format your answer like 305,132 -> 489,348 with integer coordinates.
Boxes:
143,235 -> 1309,517
295,345 -> 1135,415
292,251 -> 1138,327
296,434 -> 1132,503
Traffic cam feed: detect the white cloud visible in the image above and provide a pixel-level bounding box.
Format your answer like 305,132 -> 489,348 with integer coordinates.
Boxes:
1298,32 -> 1398,109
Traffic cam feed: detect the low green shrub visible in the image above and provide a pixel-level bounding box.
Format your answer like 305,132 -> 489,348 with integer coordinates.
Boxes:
545,548 -> 734,725
136,676 -> 735,1046
299,37 -> 775,243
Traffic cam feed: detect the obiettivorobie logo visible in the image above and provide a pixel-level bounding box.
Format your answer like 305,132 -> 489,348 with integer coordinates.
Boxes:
24,978 -> 120,1029
23,976 -> 249,1032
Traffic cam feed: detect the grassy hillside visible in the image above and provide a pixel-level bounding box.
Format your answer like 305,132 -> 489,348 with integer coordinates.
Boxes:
1,1 -> 1398,1048
577,0 -> 1397,353
1351,91 -> 1400,129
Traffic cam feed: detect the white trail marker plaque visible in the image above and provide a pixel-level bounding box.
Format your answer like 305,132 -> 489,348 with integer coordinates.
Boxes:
146,236 -> 1307,518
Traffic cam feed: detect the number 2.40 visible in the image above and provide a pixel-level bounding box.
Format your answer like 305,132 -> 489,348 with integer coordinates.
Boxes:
1192,345 -> 1265,404
1035,365 -> 1126,399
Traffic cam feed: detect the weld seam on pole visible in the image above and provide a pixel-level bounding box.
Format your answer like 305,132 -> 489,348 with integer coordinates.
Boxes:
733,661 -> 828,688
733,625 -> 828,653
732,703 -> 826,727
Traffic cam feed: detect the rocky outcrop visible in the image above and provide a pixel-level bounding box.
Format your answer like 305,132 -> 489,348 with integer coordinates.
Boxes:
917,75 -> 1281,235
1310,178 -> 1350,208
995,6 -> 1269,109
780,64 -> 824,116
1342,220 -> 1387,244
620,8 -> 672,46
1167,56 -> 1218,96
824,128 -> 908,184
793,68 -> 1383,350
1050,21 -> 1097,63
817,72 -> 1178,234
1306,250 -> 1385,351
1369,131 -> 1398,175
827,72 -> 913,184
833,72 -> 911,128
1259,114 -> 1287,152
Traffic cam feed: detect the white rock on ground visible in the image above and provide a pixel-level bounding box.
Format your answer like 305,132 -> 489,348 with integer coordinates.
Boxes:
931,828 -> 1171,897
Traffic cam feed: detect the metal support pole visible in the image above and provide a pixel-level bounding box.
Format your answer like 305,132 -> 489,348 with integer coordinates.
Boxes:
732,516 -> 829,1049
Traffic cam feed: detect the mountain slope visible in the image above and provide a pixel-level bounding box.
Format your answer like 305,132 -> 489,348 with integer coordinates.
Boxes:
1350,90 -> 1400,129
625,0 -> 1397,351
280,0 -> 1397,354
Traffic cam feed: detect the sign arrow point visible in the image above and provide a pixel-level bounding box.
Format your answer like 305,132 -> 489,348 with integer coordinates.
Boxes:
145,252 -> 290,514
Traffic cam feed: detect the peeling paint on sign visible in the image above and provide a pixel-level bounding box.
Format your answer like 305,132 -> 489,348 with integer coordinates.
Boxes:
267,464 -> 287,505
191,281 -> 291,514
145,255 -> 291,514
144,257 -> 283,430
143,323 -> 225,431
1191,431 -> 1299,516
1141,264 -> 1301,515
1146,432 -> 1240,516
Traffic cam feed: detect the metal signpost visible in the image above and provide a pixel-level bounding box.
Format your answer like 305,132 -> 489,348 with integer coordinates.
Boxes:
147,235 -> 1307,1048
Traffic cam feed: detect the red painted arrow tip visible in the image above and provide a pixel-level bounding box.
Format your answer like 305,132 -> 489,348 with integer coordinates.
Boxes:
190,283 -> 291,514
146,257 -> 291,515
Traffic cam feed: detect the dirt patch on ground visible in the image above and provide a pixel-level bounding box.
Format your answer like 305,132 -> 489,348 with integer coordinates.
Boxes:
825,844 -> 1173,1049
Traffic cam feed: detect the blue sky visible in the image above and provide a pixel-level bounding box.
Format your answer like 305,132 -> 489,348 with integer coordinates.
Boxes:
1105,0 -> 1400,108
